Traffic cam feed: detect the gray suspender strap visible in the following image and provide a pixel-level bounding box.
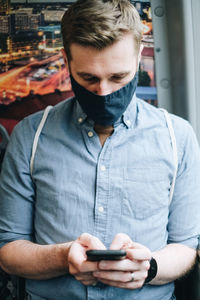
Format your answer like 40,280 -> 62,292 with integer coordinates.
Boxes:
160,108 -> 178,204
30,106 -> 52,177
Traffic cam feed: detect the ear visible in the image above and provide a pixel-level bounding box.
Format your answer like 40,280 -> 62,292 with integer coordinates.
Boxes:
136,44 -> 144,70
138,44 -> 144,62
61,48 -> 69,69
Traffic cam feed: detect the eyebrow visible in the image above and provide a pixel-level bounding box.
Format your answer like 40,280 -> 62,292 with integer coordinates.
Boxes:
77,71 -> 131,78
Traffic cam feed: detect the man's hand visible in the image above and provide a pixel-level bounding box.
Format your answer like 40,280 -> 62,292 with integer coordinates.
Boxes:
93,233 -> 151,289
68,233 -> 106,286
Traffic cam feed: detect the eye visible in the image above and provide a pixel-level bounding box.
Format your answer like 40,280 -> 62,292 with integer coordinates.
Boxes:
112,76 -> 123,81
82,76 -> 99,83
110,75 -> 127,82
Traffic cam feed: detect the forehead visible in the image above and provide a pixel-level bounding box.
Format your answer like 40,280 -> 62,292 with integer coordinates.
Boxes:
69,33 -> 138,75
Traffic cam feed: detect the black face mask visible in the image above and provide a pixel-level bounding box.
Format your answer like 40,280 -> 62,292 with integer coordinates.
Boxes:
70,72 -> 138,126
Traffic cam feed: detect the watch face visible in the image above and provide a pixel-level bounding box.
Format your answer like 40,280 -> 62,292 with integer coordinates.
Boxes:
144,257 -> 157,283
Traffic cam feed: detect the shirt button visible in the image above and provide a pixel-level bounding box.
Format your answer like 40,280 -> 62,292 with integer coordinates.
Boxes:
100,165 -> 106,171
78,117 -> 83,123
88,131 -> 94,137
98,206 -> 104,213
126,120 -> 131,126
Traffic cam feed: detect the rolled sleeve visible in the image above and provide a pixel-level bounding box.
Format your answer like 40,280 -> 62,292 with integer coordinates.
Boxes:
168,121 -> 200,249
0,119 -> 36,248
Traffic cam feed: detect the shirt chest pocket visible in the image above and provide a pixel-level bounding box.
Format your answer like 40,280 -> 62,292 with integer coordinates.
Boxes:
122,168 -> 171,219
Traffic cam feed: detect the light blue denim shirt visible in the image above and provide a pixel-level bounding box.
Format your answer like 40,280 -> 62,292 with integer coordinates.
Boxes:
0,95 -> 200,300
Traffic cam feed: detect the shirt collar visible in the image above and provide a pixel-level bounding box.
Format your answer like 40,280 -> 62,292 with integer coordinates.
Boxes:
73,99 -> 88,125
72,93 -> 138,128
122,93 -> 138,129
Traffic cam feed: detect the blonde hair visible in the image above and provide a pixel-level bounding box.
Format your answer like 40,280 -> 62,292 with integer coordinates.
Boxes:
61,0 -> 143,60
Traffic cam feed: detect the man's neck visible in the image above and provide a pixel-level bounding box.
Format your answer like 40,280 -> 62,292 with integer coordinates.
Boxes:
94,124 -> 114,135
94,124 -> 114,146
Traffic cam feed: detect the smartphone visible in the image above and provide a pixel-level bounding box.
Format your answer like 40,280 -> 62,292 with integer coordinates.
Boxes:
86,249 -> 127,261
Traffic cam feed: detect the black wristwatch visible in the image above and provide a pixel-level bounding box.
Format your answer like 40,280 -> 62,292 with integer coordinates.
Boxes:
144,257 -> 158,284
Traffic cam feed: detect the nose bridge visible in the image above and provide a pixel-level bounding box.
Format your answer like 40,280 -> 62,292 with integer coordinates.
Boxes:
95,79 -> 111,96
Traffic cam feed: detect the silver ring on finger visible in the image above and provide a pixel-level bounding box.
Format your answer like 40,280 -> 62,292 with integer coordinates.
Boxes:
130,272 -> 135,282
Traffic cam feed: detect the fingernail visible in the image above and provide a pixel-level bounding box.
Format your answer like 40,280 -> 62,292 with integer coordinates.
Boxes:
99,262 -> 107,268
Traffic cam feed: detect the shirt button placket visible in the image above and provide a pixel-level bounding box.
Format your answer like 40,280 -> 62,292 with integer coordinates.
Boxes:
98,165 -> 106,216
94,159 -> 109,242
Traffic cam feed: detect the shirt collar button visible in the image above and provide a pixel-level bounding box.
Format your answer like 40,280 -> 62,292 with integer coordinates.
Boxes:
78,117 -> 83,123
88,131 -> 94,137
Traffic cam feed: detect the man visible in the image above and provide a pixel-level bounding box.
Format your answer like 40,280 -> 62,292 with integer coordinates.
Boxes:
0,0 -> 200,299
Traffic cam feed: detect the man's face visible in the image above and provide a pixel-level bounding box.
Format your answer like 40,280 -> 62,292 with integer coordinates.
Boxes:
64,33 -> 140,96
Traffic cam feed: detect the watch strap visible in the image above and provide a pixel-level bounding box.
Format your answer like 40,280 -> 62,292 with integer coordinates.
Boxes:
144,257 -> 158,284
